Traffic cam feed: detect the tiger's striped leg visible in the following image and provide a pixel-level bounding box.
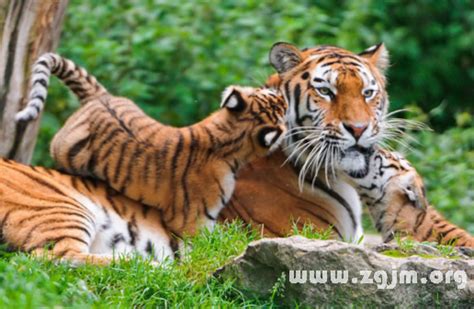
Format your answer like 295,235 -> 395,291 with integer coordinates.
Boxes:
372,191 -> 474,247
342,148 -> 474,247
394,205 -> 474,247
26,227 -> 116,266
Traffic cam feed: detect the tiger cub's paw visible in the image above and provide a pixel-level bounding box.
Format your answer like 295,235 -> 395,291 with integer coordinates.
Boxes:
395,171 -> 429,210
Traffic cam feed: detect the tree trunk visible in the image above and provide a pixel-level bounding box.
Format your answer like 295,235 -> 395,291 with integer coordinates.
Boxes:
0,0 -> 68,163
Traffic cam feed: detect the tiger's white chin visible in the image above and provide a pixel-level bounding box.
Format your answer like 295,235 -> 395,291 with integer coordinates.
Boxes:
338,147 -> 372,178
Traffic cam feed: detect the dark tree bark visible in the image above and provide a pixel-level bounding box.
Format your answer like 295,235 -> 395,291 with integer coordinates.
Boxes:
0,0 -> 68,163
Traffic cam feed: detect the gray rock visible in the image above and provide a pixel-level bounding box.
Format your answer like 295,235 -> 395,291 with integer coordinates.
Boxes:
216,237 -> 474,307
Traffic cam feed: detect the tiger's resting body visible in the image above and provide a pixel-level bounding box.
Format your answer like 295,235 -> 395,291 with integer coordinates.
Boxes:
16,48 -> 473,249
220,150 -> 357,240
0,158 -> 174,265
16,53 -> 287,239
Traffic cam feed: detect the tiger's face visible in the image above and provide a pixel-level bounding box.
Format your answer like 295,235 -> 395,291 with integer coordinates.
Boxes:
268,42 -> 390,183
220,86 -> 287,157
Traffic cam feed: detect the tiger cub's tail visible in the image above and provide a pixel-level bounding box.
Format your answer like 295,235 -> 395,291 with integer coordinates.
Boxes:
15,53 -> 108,123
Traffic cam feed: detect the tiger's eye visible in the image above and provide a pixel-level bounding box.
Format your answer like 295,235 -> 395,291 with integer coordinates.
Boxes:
363,89 -> 374,98
317,87 -> 332,97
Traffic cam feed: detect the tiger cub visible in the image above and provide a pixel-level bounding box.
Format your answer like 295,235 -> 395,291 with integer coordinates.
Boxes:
0,158 -> 174,265
340,147 -> 474,247
16,53 -> 287,239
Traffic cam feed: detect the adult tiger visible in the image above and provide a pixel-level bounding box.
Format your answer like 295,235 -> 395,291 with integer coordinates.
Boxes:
16,45 -> 472,247
220,43 -> 474,246
14,53 -> 287,240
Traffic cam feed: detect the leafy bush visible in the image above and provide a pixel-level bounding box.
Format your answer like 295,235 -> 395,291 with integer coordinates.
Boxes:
406,127 -> 474,234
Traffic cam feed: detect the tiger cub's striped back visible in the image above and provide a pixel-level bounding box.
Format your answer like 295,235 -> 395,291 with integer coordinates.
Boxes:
0,158 -> 174,265
16,54 -> 287,237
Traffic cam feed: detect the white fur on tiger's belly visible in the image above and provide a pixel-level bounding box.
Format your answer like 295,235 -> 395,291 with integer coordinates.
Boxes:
73,193 -> 174,262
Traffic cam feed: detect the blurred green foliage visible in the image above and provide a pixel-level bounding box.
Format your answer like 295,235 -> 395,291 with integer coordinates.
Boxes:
32,1 -> 473,230
406,127 -> 474,234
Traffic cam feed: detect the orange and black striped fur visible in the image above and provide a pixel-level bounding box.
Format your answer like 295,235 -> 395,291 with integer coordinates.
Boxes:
0,158 -> 174,265
16,48 -> 472,249
16,53 -> 287,239
341,147 -> 474,246
222,43 -> 473,246
222,42 -> 391,241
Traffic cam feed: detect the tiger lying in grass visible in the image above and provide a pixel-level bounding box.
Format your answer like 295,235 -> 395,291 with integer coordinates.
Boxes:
3,55 -> 287,264
15,46 -> 473,252
221,42 -> 474,247
0,158 -> 174,265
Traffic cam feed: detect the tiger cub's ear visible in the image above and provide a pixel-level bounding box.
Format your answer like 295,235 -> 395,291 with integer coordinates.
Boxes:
221,87 -> 246,112
257,126 -> 284,148
359,43 -> 389,73
269,42 -> 303,74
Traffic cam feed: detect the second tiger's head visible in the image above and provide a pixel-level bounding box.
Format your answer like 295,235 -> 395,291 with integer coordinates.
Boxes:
218,86 -> 287,157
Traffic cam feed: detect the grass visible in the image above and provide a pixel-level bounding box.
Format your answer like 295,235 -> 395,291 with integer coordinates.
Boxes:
289,220 -> 333,240
0,220 -> 337,308
1,211 -> 465,307
1,222 -> 466,307
0,222 -> 267,308
379,234 -> 462,259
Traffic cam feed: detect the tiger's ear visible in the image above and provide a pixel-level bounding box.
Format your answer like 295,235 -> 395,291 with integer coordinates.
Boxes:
359,43 -> 389,73
221,87 -> 246,112
269,42 -> 303,74
257,126 -> 284,148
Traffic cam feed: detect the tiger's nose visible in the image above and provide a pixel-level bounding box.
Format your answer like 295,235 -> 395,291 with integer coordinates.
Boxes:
343,122 -> 368,140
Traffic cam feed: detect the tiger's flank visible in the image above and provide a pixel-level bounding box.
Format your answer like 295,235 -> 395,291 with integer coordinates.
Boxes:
0,158 -> 175,265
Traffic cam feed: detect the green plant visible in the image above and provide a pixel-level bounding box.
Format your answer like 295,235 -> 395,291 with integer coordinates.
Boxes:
381,234 -> 461,259
394,234 -> 417,252
269,272 -> 287,305
0,221 -> 269,307
436,243 -> 458,258
290,220 -> 333,240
